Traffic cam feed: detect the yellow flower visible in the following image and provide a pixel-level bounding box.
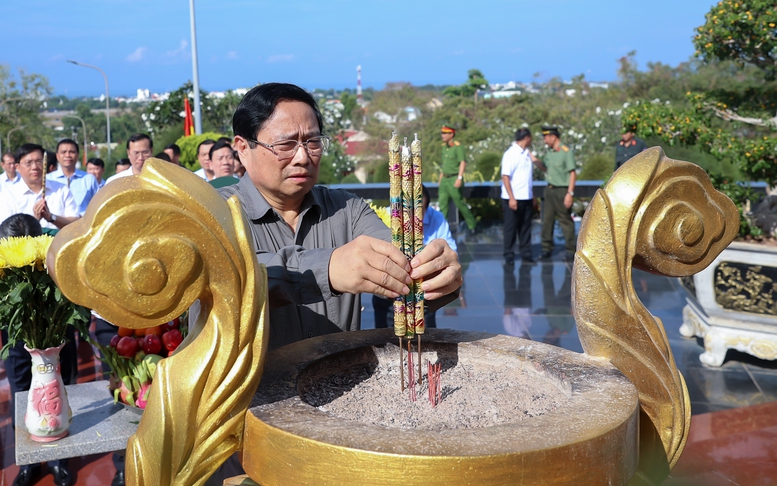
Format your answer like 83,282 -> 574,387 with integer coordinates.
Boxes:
0,235 -> 53,270
369,203 -> 391,228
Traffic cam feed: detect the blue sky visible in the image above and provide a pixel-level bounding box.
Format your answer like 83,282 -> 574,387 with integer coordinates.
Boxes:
1,0 -> 717,97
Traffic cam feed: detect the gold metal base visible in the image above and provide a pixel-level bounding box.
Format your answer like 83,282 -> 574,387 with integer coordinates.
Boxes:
243,329 -> 639,485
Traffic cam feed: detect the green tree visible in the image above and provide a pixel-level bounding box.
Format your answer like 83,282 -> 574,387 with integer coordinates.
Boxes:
318,139 -> 356,182
143,82 -> 241,138
443,69 -> 489,98
623,0 -> 777,236
0,65 -> 52,152
694,0 -> 777,77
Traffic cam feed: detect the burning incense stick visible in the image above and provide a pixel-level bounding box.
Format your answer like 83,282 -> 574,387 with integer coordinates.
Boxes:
411,135 -> 425,339
41,151 -> 47,197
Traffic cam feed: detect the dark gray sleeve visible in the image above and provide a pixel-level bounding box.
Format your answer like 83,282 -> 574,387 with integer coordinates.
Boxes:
255,246 -> 335,307
253,195 -> 390,307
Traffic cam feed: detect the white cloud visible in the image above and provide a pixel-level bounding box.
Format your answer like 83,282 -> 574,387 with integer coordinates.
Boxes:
126,47 -> 147,62
267,54 -> 295,63
226,51 -> 239,60
166,40 -> 188,58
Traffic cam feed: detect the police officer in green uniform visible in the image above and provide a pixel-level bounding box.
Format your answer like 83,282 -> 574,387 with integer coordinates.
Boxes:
539,126 -> 577,261
615,129 -> 646,169
437,125 -> 477,231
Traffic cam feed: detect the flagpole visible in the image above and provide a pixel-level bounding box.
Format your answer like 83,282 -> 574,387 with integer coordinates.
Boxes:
189,0 -> 203,135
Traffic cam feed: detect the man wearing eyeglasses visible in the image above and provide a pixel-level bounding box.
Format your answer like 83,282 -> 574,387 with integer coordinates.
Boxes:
0,143 -> 79,231
222,83 -> 462,350
106,133 -> 153,184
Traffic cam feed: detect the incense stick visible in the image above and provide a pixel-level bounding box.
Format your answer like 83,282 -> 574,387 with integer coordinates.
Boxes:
399,337 -> 404,392
41,151 -> 47,197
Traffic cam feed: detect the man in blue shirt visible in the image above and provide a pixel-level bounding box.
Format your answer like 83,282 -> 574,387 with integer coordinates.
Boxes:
373,185 -> 456,329
47,139 -> 100,216
1,151 -> 20,191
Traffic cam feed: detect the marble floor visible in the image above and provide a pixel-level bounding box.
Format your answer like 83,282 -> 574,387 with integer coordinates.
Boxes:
2,224 -> 776,484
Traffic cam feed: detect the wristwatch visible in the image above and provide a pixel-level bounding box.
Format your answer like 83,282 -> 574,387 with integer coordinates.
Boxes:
457,175 -> 463,180
567,190 -> 574,196
51,214 -> 57,223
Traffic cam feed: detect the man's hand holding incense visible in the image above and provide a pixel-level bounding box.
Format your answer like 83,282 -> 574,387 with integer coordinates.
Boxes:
329,235 -> 412,299
409,238 -> 462,301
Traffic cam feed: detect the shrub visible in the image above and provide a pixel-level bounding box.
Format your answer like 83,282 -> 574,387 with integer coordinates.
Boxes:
474,151 -> 502,182
578,153 -> 614,181
175,132 -> 228,170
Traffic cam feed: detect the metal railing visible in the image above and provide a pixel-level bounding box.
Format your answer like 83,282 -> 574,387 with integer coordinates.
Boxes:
327,180 -> 768,201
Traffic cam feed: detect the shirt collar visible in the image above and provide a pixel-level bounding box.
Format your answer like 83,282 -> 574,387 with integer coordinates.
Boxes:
235,176 -> 320,221
48,168 -> 85,181
16,179 -> 42,197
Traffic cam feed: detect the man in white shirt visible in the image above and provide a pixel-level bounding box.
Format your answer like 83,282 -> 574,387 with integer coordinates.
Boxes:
106,133 -> 153,184
193,139 -> 216,181
501,128 -> 543,266
0,144 -> 79,230
1,151 -> 20,191
47,139 -> 100,216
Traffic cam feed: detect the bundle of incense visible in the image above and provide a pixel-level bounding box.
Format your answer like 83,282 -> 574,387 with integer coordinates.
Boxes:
41,151 -> 47,197
427,361 -> 442,407
388,133 -> 407,337
388,134 -> 425,338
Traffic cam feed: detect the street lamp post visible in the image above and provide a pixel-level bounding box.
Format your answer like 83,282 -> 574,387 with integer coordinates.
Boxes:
63,114 -> 88,167
189,0 -> 203,135
6,126 -> 25,152
67,61 -> 111,162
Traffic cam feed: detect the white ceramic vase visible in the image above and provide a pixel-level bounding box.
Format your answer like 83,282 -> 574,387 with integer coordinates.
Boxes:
24,342 -> 71,442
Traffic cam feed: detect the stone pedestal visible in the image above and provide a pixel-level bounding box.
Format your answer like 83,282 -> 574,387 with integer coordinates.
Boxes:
15,381 -> 140,466
680,241 -> 777,366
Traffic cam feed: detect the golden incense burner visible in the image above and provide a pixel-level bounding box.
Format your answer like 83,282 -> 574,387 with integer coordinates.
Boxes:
49,146 -> 738,485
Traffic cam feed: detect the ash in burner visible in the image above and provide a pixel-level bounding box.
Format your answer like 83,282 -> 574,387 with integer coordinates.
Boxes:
297,343 -> 568,430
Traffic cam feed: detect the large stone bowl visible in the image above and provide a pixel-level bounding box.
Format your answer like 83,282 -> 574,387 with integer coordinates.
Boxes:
242,328 -> 639,485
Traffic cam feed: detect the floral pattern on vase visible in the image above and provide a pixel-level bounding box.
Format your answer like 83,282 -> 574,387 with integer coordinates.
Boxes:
24,343 -> 71,442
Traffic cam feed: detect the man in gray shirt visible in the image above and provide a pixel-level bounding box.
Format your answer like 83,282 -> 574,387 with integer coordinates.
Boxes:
220,83 -> 462,349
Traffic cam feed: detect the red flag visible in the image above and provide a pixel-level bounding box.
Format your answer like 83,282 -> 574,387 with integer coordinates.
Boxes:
184,97 -> 194,136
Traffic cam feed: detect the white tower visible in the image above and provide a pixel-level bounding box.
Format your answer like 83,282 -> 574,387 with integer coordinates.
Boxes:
357,65 -> 363,105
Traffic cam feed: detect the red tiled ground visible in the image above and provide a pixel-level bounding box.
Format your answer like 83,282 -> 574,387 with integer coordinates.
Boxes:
666,400 -> 777,485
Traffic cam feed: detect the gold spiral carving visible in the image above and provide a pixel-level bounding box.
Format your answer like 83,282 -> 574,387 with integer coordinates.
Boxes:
573,147 -> 739,485
48,159 -> 269,485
